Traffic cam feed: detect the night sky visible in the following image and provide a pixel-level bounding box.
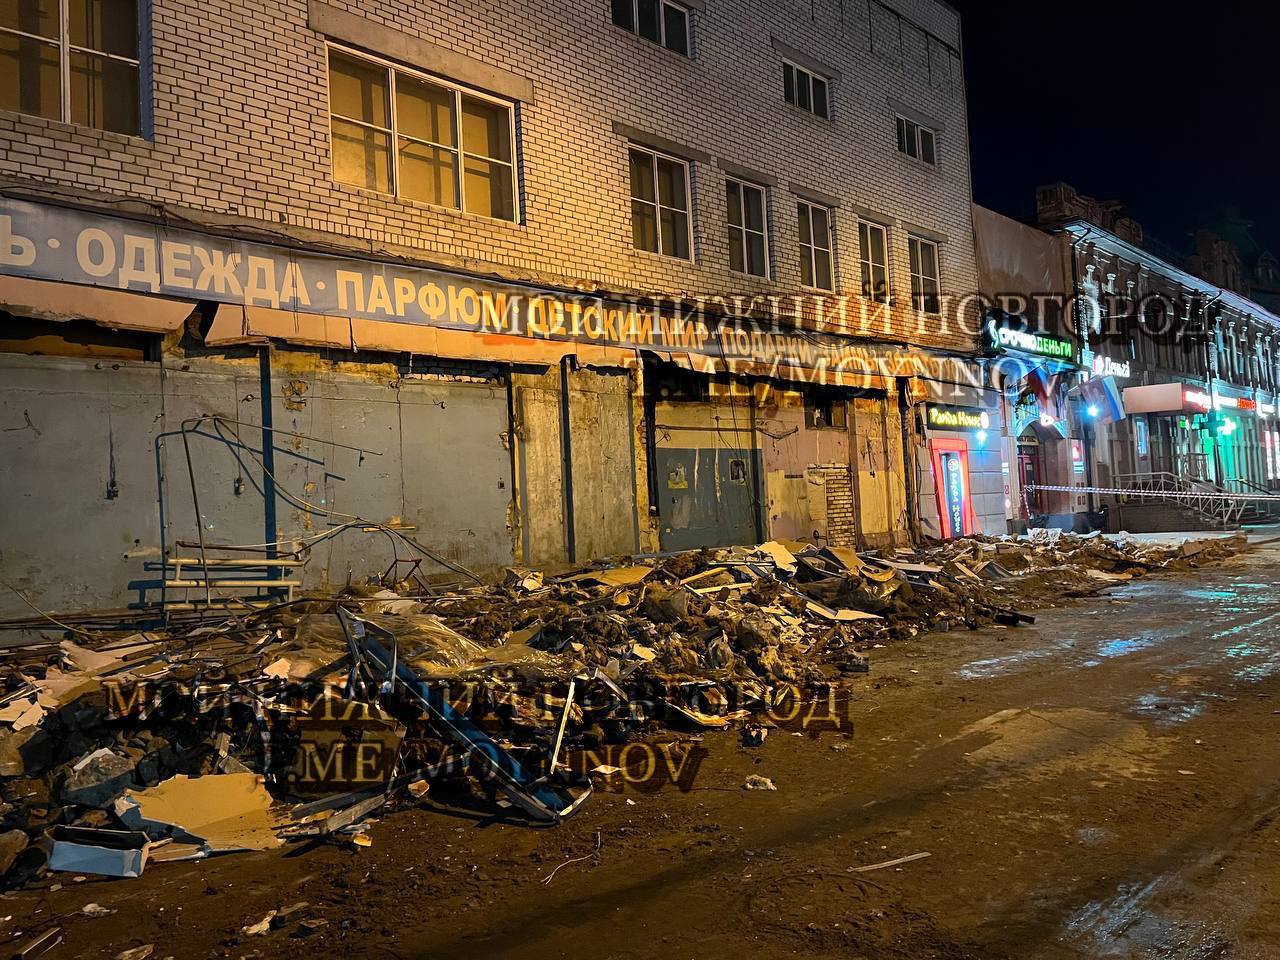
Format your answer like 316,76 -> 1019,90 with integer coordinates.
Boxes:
951,0 -> 1278,258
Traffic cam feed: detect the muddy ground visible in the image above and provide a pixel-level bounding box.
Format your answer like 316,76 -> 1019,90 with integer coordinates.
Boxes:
5,542 -> 1280,960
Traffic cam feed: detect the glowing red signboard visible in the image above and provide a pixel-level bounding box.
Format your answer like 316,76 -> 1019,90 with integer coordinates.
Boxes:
929,439 -> 975,539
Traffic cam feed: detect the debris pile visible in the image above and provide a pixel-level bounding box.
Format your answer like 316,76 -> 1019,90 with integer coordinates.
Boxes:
0,532 -> 1246,890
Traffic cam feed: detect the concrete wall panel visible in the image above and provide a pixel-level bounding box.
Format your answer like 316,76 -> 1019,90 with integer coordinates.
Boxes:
0,352 -> 514,617
513,369 -> 567,567
568,368 -> 637,560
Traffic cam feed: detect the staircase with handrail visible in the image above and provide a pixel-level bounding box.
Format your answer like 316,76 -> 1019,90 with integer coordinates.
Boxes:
1111,472 -> 1246,529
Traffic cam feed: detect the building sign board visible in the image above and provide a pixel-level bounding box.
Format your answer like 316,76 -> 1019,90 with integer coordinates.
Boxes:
982,315 -> 1074,360
1071,439 -> 1086,476
925,404 -> 990,432
937,452 -> 965,537
1090,354 -> 1131,379
0,198 -> 971,384
1184,389 -> 1213,412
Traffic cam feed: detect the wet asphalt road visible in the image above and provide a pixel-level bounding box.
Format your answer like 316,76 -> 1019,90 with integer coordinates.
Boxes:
432,541 -> 1280,960
869,540 -> 1280,959
6,540 -> 1280,960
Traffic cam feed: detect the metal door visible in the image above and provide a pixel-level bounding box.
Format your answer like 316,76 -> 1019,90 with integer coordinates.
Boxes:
654,400 -> 760,552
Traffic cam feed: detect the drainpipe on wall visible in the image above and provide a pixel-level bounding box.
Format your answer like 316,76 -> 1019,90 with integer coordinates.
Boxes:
746,380 -> 766,545
504,370 -> 525,565
897,377 -> 921,543
558,355 -> 577,564
846,396 -> 864,549
258,347 -> 279,571
643,367 -> 660,527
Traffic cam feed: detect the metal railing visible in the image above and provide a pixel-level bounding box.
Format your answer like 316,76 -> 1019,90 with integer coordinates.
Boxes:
1226,477 -> 1275,495
1225,478 -> 1280,521
1111,472 -> 1247,527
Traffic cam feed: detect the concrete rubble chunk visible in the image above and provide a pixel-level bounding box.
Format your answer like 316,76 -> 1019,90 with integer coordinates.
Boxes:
59,751 -> 138,809
0,828 -> 30,876
0,727 -> 55,778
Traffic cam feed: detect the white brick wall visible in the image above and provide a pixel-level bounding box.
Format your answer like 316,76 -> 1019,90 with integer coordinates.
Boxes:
0,0 -> 979,353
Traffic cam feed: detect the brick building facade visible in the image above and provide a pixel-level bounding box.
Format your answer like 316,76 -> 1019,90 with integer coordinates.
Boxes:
0,0 -> 988,614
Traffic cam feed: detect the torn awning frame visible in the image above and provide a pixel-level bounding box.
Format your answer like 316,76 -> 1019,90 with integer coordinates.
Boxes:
0,274 -> 196,333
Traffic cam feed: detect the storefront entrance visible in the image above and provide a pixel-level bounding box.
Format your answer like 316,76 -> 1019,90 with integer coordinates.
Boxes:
929,438 -> 975,538
1017,437 -> 1044,517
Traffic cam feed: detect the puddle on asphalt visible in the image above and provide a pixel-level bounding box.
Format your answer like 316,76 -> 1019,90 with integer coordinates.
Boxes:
945,708 -> 1169,781
1093,633 -> 1162,660
1062,874 -> 1233,959
1235,661 -> 1280,682
1183,589 -> 1239,600
954,573 -> 1280,687
955,641 -> 1073,680
1133,692 -> 1212,725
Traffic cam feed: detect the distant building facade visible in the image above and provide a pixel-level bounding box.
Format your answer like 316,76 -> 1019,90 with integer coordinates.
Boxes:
1035,184 -> 1280,529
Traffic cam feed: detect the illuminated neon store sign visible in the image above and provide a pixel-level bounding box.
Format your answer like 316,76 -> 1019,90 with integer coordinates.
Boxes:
926,404 -> 991,431
993,325 -> 1074,360
1091,355 -> 1131,379
1184,389 -> 1264,415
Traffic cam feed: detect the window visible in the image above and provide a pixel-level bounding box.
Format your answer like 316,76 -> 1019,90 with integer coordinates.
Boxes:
805,389 -> 847,430
611,0 -> 689,55
895,115 -> 937,165
783,61 -> 829,119
327,46 -> 517,222
629,146 -> 691,260
0,0 -> 140,134
909,236 -> 941,314
797,200 -> 834,291
726,178 -> 768,278
858,220 -> 889,303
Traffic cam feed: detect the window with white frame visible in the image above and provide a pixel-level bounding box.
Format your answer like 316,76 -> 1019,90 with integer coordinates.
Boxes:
858,220 -> 889,303
727,178 -> 768,278
908,236 -> 941,314
611,0 -> 689,55
797,200 -> 834,291
783,61 -> 829,119
895,115 -> 937,165
327,46 -> 518,222
629,146 -> 691,260
0,0 -> 140,134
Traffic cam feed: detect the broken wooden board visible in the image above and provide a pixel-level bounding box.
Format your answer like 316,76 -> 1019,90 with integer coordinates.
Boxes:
561,565 -> 654,587
820,546 -> 865,574
665,701 -> 751,729
804,600 -> 882,623
754,541 -> 798,576
115,773 -> 285,851
863,557 -> 943,576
